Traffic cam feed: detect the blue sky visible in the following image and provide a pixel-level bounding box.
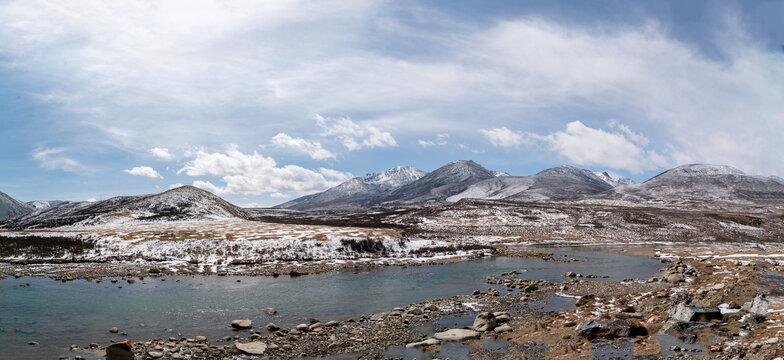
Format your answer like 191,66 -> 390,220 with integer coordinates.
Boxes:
1,0 -> 783,206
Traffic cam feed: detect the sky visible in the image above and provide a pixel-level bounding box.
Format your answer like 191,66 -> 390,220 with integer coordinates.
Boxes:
1,0 -> 783,207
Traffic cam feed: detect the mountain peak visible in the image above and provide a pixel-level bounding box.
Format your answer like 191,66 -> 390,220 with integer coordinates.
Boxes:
658,164 -> 745,178
594,171 -> 637,187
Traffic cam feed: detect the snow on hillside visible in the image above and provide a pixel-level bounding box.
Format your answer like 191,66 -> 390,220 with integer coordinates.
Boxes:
449,165 -> 612,202
594,171 -> 637,187
596,164 -> 784,204
0,191 -> 34,221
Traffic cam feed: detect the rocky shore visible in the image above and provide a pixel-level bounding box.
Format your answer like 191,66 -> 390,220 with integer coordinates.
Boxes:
37,245 -> 784,360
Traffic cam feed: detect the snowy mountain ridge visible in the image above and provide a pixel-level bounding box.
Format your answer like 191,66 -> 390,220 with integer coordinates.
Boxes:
594,171 -> 637,187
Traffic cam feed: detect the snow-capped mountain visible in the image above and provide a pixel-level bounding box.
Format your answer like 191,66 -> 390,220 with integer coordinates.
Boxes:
448,165 -> 613,202
596,164 -> 784,204
594,171 -> 637,187
9,186 -> 246,228
379,160 -> 496,205
0,191 -> 34,221
276,166 -> 427,210
27,200 -> 66,211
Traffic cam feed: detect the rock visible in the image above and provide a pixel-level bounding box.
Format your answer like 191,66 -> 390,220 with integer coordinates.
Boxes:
264,307 -> 276,315
495,324 -> 512,333
105,340 -> 132,360
308,322 -> 323,331
148,268 -> 162,274
576,319 -> 648,340
472,312 -> 497,332
231,319 -> 252,329
615,312 -> 643,320
325,320 -> 340,327
671,302 -> 722,322
170,354 -> 183,360
195,335 -> 207,342
109,327 -> 119,333
89,343 -> 100,349
565,271 -> 577,277
147,351 -> 163,359
433,329 -> 481,341
494,312 -> 511,323
667,274 -> 685,284
405,338 -> 440,348
424,304 -> 438,311
296,323 -> 310,332
576,294 -> 594,306
471,290 -> 480,295
266,323 -> 280,331
235,341 -> 267,355
408,307 -> 423,315
748,295 -> 769,316
712,283 -> 725,290
28,341 -> 39,346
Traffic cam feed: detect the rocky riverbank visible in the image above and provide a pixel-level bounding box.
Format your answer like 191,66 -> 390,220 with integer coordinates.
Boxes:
15,245 -> 784,359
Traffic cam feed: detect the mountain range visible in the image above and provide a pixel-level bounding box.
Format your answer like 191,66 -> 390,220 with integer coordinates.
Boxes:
2,162 -> 783,226
6,186 -> 246,228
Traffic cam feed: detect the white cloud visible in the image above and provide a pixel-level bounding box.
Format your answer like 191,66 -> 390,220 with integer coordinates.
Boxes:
86,198 -> 97,202
480,127 -> 528,148
527,121 -> 669,174
418,133 -> 449,147
316,115 -> 397,151
191,180 -> 225,194
318,168 -> 353,181
123,166 -> 163,179
150,147 -> 175,161
168,183 -> 184,189
269,192 -> 289,199
270,133 -> 335,160
32,147 -> 90,174
2,4 -> 784,177
178,146 -> 343,195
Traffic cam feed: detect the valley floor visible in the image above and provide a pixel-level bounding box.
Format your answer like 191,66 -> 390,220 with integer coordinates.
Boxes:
2,201 -> 784,359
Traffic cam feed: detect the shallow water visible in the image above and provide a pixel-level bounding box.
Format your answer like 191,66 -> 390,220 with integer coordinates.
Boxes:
0,248 -> 663,359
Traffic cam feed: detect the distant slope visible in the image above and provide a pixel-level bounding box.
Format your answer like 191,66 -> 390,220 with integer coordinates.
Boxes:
448,165 -> 613,202
10,186 -> 247,228
27,200 -> 66,211
275,166 -> 427,210
380,160 -> 496,205
596,164 -> 784,204
594,171 -> 637,187
0,191 -> 34,221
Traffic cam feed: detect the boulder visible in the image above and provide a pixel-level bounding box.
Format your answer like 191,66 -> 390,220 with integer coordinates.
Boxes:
472,312 -> 497,332
109,327 -> 119,333
671,302 -> 722,322
195,336 -> 207,342
264,307 -> 277,315
105,340 -> 132,360
231,319 -> 252,329
235,341 -> 267,355
576,319 -> 648,340
576,294 -> 595,306
405,338 -> 440,348
147,351 -> 163,359
433,329 -> 481,341
666,274 -> 685,284
494,324 -> 512,333
295,323 -> 310,332
747,295 -> 769,316
493,312 -> 511,323
266,323 -> 280,332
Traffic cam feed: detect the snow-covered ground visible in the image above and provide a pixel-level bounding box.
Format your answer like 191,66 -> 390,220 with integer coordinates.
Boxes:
1,218 -> 491,265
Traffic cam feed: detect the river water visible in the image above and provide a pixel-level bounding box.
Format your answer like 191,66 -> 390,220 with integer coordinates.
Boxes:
0,248 -> 664,359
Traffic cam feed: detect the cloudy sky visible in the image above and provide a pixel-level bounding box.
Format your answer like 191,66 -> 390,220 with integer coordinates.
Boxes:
1,0 -> 783,206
